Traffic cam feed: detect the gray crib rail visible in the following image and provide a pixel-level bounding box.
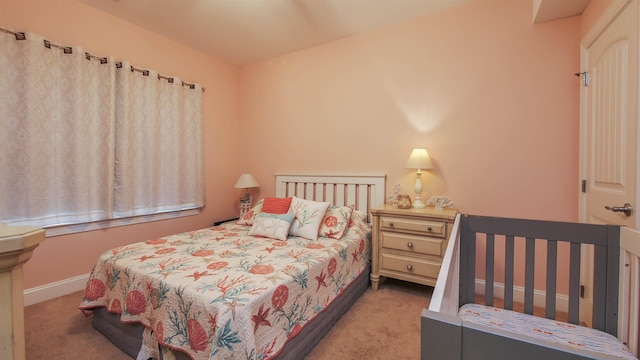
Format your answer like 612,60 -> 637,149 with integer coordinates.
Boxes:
458,214 -> 620,336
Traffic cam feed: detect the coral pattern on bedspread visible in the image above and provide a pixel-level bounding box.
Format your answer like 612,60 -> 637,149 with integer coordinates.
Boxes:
79,221 -> 370,360
460,304 -> 636,359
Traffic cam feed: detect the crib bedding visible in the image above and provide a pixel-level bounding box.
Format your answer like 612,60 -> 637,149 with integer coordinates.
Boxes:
79,220 -> 371,360
460,304 -> 636,359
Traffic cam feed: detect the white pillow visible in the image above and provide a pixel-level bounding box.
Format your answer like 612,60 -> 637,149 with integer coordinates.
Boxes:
287,197 -> 331,241
248,213 -> 295,241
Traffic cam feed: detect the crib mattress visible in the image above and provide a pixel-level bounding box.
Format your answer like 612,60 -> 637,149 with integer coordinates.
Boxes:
460,304 -> 636,359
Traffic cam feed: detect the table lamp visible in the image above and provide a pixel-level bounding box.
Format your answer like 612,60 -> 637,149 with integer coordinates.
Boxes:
234,173 -> 259,217
405,148 -> 433,209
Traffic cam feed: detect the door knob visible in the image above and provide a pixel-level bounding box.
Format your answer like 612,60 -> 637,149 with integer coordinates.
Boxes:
605,203 -> 633,216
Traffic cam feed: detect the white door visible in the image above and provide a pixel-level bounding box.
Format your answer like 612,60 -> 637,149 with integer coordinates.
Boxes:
579,0 -> 638,327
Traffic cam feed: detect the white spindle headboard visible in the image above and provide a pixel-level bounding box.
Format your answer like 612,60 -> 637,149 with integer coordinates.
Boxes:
275,173 -> 385,220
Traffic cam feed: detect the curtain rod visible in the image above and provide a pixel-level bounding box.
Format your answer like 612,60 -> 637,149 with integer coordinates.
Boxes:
0,26 -> 25,40
115,62 -> 200,90
0,25 -> 205,92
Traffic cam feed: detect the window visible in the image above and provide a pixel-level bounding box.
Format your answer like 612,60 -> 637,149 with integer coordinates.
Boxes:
0,30 -> 204,231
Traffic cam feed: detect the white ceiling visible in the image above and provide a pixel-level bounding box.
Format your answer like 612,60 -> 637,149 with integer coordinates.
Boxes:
80,0 -> 590,66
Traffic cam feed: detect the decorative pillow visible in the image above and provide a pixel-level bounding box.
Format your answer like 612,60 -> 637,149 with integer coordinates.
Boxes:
248,213 -> 295,241
345,209 -> 370,238
262,197 -> 292,214
319,205 -> 353,240
287,197 -> 331,241
236,199 -> 264,226
351,209 -> 368,225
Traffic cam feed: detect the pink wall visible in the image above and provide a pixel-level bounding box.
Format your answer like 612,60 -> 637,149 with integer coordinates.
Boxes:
240,0 -> 581,223
0,0 -> 242,289
1,0 -> 607,295
239,0 -> 586,295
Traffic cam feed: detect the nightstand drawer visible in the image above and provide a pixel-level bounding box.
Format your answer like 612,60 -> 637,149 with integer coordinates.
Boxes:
380,253 -> 441,279
380,232 -> 445,257
381,216 -> 446,237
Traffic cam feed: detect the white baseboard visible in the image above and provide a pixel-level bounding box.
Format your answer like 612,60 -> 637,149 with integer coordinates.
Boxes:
23,273 -> 89,306
475,279 -> 568,313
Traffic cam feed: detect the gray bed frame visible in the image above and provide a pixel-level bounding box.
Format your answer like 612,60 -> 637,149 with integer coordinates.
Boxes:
422,214 -> 630,360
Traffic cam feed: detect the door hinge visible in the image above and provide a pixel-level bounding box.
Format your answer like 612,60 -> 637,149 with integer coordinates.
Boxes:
581,179 -> 587,193
575,71 -> 589,86
580,285 -> 585,298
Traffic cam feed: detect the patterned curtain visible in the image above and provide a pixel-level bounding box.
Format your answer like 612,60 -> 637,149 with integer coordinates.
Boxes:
113,62 -> 204,218
0,32 -> 115,227
0,30 -> 204,228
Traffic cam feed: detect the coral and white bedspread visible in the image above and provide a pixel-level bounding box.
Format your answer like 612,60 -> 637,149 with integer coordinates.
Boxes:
460,304 -> 636,359
79,221 -> 370,360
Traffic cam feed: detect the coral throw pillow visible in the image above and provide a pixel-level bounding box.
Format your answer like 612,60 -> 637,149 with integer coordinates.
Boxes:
262,197 -> 292,214
319,205 -> 353,240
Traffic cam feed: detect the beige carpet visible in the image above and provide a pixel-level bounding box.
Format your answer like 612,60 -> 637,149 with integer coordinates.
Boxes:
25,278 -> 432,360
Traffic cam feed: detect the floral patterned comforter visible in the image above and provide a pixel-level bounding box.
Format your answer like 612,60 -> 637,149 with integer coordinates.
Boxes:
79,221 -> 370,360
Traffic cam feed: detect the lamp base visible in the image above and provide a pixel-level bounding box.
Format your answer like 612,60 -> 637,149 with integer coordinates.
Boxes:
413,197 -> 426,209
239,193 -> 252,218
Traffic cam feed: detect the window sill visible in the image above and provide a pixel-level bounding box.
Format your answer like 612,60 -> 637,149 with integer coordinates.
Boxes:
44,208 -> 201,237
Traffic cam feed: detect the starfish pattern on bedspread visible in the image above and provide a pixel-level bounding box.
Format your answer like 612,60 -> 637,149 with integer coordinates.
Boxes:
79,219 -> 371,360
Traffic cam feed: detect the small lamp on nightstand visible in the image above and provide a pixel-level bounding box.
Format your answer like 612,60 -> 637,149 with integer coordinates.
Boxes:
405,148 -> 433,209
234,173 -> 259,217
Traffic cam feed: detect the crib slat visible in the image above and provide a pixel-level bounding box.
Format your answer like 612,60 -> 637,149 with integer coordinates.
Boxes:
592,243 -> 607,331
459,215 -> 476,305
604,226 -> 620,336
504,235 -> 514,310
630,255 -> 640,355
524,237 -> 535,315
485,234 -> 495,307
568,242 -> 581,325
545,240 -> 557,319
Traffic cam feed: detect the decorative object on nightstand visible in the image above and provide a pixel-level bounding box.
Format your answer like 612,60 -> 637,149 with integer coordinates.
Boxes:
370,205 -> 457,290
396,194 -> 412,209
234,173 -> 259,218
405,148 -> 433,209
426,195 -> 455,210
387,184 -> 404,207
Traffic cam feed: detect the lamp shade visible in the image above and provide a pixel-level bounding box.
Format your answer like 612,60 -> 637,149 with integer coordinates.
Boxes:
234,173 -> 259,188
405,148 -> 433,170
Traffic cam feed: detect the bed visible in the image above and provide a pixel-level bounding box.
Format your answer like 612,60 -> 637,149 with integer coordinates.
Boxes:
79,173 -> 385,360
422,214 -> 640,359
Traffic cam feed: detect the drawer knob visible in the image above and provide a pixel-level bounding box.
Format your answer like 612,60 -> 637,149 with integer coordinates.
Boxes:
407,264 -> 413,271
427,226 -> 433,231
407,242 -> 414,249
389,222 -> 394,227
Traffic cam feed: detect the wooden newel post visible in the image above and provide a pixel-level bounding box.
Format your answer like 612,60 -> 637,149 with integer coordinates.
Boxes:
0,223 -> 45,360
